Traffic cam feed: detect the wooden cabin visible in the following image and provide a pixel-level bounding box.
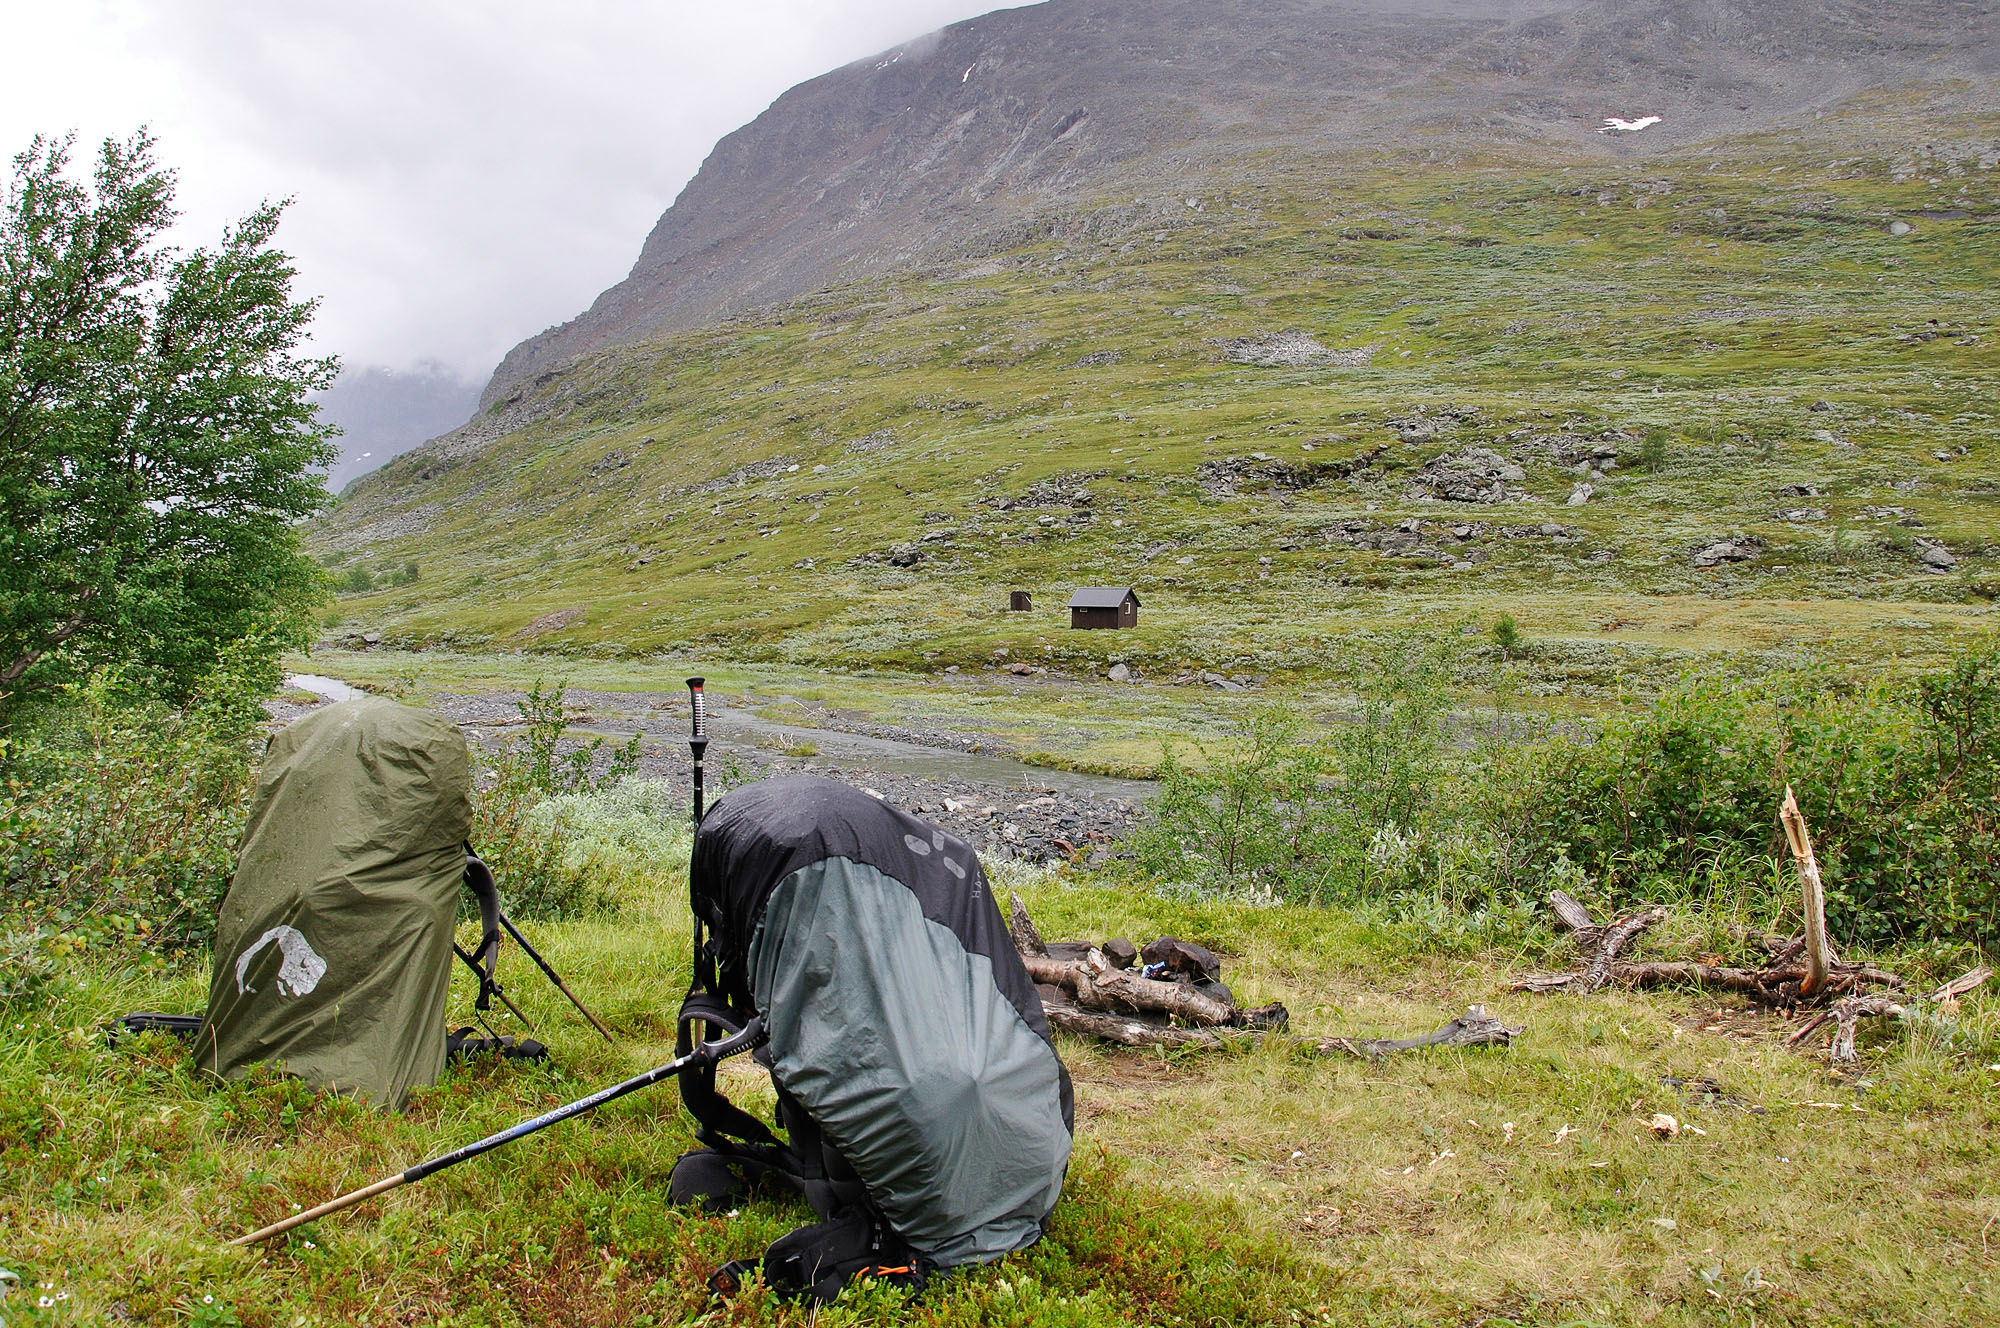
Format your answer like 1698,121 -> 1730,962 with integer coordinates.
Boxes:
1009,590 -> 1032,611
1068,586 -> 1140,629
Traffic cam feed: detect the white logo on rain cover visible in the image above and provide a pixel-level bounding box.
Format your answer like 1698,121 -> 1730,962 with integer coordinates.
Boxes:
235,925 -> 328,997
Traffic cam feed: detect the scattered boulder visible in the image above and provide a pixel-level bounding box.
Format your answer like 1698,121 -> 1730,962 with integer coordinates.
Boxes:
1388,414 -> 1436,444
1919,542 -> 1957,571
1567,482 -> 1594,506
1107,663 -> 1133,683
1197,448 -> 1384,496
1410,447 -> 1526,503
1207,332 -> 1373,367
692,456 -> 799,492
512,607 -> 586,640
1692,536 -> 1764,567
1779,508 -> 1829,522
988,471 -> 1104,510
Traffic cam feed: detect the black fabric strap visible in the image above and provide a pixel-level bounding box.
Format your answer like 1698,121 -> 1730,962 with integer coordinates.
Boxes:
676,992 -> 784,1150
462,851 -> 503,1011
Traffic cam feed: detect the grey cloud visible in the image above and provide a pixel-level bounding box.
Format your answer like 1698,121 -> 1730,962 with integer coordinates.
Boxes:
7,2 -> 1030,378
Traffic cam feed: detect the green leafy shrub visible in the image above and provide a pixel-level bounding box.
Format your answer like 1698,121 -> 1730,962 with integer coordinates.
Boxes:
1503,654 -> 2000,946
1138,640 -> 2000,947
1133,636 -> 1455,903
0,653 -> 268,954
470,678 -> 643,919
1634,427 -> 1671,473
1133,706 -> 1330,900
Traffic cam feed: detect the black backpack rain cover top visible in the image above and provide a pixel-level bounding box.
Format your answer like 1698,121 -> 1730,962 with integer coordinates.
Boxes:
690,777 -> 1074,1267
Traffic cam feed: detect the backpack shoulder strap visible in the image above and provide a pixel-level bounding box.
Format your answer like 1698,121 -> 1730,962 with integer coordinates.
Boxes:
462,850 -> 503,1011
676,991 -> 784,1150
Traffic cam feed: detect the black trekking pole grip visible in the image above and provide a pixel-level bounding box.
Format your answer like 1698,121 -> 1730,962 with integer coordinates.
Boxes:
687,676 -> 709,824
229,1018 -> 766,1248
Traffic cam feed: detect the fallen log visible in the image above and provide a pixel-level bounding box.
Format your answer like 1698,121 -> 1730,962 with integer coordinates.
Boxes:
1313,1005 -> 1521,1058
1030,947 -> 1259,1027
1043,1003 -> 1233,1049
1009,894 -> 1515,1057
1086,952 -> 1240,1025
1042,999 -> 1517,1057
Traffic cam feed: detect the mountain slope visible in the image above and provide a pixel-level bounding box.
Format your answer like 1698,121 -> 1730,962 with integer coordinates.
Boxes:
482,0 -> 1997,406
316,0 -> 1999,704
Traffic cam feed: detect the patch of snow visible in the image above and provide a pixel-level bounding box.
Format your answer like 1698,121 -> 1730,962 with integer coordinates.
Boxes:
1599,116 -> 1662,133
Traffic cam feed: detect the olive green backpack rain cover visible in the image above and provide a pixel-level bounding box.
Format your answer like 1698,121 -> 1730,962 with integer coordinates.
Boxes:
197,697 -> 471,1109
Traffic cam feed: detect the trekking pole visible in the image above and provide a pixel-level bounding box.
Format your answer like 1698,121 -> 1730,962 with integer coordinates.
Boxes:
229,1018 -> 765,1248
687,676 -> 710,824
451,942 -> 537,1031
497,911 -> 619,1045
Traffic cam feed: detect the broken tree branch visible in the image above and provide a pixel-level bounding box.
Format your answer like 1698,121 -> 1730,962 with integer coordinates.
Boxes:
1787,965 -> 1991,1063
1008,893 -> 1049,958
1513,895 -> 1669,992
1584,906 -> 1670,991
1313,1005 -> 1522,1058
1928,966 -> 1993,1009
1779,786 -> 1838,996
1547,889 -> 1599,937
1514,882 -> 1899,1005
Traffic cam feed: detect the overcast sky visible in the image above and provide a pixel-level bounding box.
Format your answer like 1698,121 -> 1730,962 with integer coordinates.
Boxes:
0,1 -> 1030,384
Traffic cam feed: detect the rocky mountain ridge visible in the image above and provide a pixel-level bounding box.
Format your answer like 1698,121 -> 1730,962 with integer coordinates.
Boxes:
481,0 -> 1996,406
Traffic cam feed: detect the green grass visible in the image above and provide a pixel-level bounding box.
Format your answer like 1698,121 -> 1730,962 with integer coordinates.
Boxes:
5,787 -> 1997,1326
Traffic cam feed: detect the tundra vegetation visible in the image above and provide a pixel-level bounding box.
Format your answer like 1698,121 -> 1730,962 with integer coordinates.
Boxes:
4,110 -> 2000,1325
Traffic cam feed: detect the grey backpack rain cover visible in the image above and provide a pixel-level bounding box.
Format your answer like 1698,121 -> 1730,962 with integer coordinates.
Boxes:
689,776 -> 1074,1267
